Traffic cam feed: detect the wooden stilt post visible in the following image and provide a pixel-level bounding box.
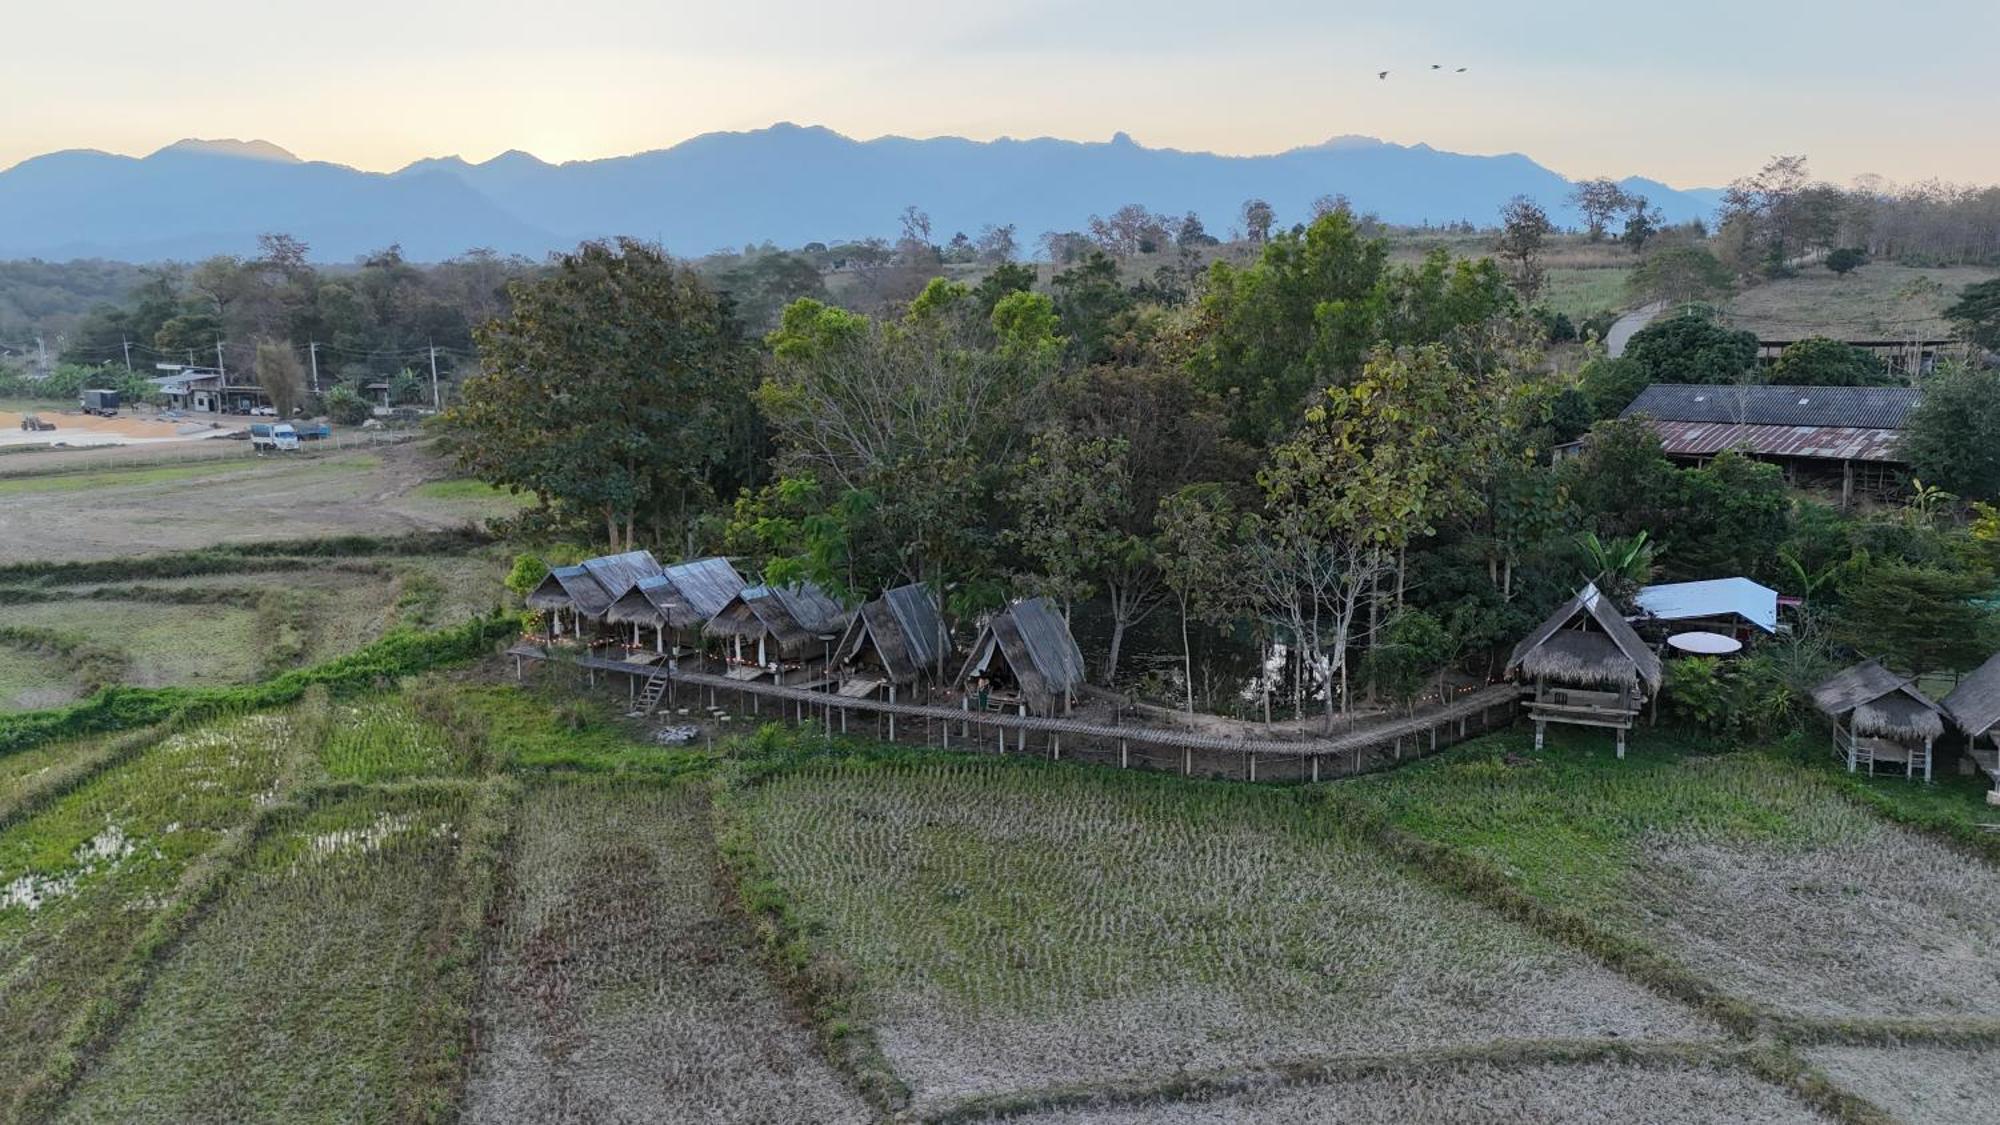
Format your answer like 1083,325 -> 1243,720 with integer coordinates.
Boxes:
1534,719 -> 1545,751
1311,755 -> 1319,783
1248,752 -> 1256,782
1182,747 -> 1191,776
888,686 -> 896,742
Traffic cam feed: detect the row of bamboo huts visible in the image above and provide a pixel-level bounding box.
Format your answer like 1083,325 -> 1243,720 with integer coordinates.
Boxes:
523,550 -> 1088,717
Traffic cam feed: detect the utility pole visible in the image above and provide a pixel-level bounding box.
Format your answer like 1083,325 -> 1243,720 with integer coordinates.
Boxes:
308,342 -> 320,395
121,338 -> 133,373
428,340 -> 440,410
215,340 -> 226,380
34,336 -> 46,375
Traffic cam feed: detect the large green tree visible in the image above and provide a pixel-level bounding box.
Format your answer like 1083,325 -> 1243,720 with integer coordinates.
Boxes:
1769,337 -> 1894,386
437,239 -> 756,548
1943,278 -> 2000,352
1624,312 -> 1759,385
1902,365 -> 2000,500
1835,562 -> 1994,674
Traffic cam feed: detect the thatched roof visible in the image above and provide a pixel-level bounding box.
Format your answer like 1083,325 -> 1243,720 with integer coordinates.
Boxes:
1506,583 -> 1663,694
836,583 -> 949,684
1812,660 -> 1945,741
705,581 -> 853,659
1944,652 -> 2000,738
525,564 -> 611,615
957,596 -> 1087,714
579,550 -> 663,603
603,557 -> 747,629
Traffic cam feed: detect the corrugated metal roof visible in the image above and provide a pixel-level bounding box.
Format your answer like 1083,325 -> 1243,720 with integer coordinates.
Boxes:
1647,420 -> 1905,464
1622,384 -> 1920,429
525,563 -> 616,616
705,580 -> 853,659
608,556 -> 750,629
1635,578 -> 1780,633
579,550 -> 663,602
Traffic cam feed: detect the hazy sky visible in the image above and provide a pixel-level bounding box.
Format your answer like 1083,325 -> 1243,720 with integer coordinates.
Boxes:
7,1 -> 1995,186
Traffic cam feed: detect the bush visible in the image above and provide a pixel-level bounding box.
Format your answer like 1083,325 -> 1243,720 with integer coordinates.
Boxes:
1577,357 -> 1652,418
325,385 -> 374,426
1770,337 -> 1894,387
1825,247 -> 1867,276
1902,365 -> 2000,500
1624,312 -> 1759,385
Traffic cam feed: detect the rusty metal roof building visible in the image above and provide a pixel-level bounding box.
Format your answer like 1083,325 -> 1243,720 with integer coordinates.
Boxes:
1622,384 -> 1920,465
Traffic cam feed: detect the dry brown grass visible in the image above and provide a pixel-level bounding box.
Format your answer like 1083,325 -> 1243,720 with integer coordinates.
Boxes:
1805,1045 -> 2000,1125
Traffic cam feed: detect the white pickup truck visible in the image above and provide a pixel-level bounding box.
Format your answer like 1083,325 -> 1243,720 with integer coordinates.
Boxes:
249,423 -> 300,452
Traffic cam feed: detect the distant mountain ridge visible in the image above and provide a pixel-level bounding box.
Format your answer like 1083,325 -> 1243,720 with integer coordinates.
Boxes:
0,124 -> 1725,262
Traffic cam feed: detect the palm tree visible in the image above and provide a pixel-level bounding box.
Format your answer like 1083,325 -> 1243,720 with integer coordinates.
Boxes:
1573,530 -> 1657,602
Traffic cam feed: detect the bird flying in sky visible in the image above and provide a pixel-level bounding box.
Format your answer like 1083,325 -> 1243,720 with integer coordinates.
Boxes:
1377,70 -> 1389,79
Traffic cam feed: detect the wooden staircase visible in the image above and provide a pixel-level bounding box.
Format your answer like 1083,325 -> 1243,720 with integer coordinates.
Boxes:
636,669 -> 670,716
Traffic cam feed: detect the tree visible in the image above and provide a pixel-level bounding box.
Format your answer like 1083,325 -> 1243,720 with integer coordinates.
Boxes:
1623,312 -> 1758,385
1770,337 -> 1894,386
1494,196 -> 1553,302
1174,213 -> 1218,248
1050,252 -> 1131,365
253,338 -> 306,418
1834,562 -> 1995,674
1577,357 -> 1653,418
1719,155 -> 1813,276
1361,609 -> 1452,712
1157,484 -> 1240,713
1567,179 -> 1631,242
324,384 -> 372,426
1240,198 -> 1276,244
975,223 -> 1019,264
436,238 -> 756,549
1825,247 -> 1867,276
1943,278 -> 2000,352
1620,195 -> 1662,253
1626,246 -> 1732,307
1572,531 -> 1656,602
1902,365 -> 2000,500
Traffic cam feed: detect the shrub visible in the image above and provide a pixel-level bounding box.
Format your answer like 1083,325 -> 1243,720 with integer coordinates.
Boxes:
1824,247 -> 1867,276
1624,312 -> 1759,385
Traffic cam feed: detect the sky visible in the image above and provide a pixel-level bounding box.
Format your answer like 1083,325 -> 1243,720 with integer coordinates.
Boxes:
6,0 -> 1996,187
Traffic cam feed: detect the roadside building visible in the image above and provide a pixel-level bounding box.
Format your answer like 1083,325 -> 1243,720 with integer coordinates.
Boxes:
148,367 -> 273,415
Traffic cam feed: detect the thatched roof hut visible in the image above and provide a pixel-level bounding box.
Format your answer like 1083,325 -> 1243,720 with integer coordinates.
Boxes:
705,581 -> 854,662
1812,660 -> 1945,741
604,556 -> 748,630
836,583 -> 949,685
957,597 -> 1087,716
1506,583 -> 1663,695
1944,653 -> 2000,742
523,550 -> 662,619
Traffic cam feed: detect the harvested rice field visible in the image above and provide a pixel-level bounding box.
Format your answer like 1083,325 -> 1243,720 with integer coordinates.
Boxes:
55,783 -> 500,1124
1006,1058 -> 1831,1124
732,757 -> 1715,1110
1338,732 -> 2000,1022
1804,1045 -> 2000,1125
464,780 -> 868,1124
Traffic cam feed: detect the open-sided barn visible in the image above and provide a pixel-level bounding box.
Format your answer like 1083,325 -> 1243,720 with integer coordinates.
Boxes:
957,597 -> 1087,717
1506,583 -> 1663,757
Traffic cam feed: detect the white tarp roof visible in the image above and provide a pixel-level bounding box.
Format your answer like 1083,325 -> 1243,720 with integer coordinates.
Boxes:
1634,577 -> 1779,633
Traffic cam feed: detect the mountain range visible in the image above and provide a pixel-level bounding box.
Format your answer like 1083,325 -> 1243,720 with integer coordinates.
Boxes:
0,124 -> 1725,263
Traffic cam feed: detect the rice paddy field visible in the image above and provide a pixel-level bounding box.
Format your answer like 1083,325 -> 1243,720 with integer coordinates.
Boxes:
2,666 -> 1996,1123
1335,731 -> 2000,1025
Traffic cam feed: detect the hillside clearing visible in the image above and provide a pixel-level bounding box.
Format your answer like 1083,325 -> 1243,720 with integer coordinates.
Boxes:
465,779 -> 868,1124
734,758 -> 1713,1110
1719,263 -> 1996,339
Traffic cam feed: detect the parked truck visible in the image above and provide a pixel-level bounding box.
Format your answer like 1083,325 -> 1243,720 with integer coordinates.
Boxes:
249,423 -> 300,452
79,389 -> 120,417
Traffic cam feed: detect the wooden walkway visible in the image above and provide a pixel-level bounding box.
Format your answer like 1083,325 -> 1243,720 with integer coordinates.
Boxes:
510,644 -> 1519,776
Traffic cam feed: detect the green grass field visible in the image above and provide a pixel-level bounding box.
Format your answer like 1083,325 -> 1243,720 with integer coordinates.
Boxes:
1720,263 -> 1997,339
1544,266 -> 1634,320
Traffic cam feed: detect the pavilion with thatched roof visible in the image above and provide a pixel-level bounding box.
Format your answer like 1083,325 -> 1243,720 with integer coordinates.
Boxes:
603,556 -> 748,659
523,549 -> 664,641
1505,582 -> 1664,757
957,597 -> 1087,718
1812,660 -> 1946,781
833,583 -> 950,700
704,581 -> 854,683
1944,653 -> 2000,788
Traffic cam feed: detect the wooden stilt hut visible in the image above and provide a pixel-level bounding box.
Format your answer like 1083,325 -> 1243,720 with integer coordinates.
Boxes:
603,556 -> 748,660
522,550 -> 662,644
1944,653 -> 2000,791
1812,660 -> 1945,781
956,596 -> 1086,718
1505,582 -> 1663,758
703,582 -> 853,684
833,583 -> 950,701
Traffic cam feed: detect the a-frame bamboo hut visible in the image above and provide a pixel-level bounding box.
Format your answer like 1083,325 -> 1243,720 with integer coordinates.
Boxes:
833,583 -> 950,700
1505,582 -> 1664,757
1812,660 -> 1946,781
603,556 -> 748,659
704,582 -> 853,683
1944,653 -> 2000,790
523,550 -> 663,644
956,596 -> 1087,718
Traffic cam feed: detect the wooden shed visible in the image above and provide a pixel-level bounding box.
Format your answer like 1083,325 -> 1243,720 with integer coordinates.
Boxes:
603,556 -> 748,658
834,583 -> 950,698
704,582 -> 853,682
1943,653 -> 2000,789
1812,660 -> 1945,781
1505,582 -> 1664,757
957,596 -> 1087,718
